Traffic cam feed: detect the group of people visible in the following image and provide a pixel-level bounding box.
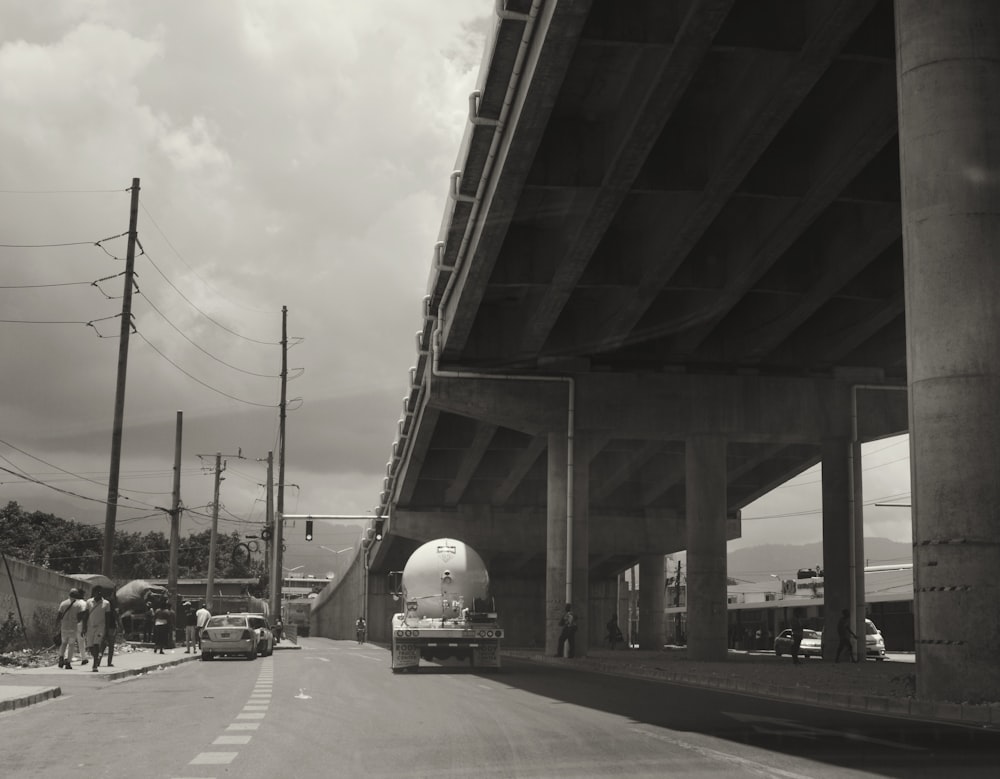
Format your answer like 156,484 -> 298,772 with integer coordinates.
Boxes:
55,586 -> 118,672
555,605 -> 627,658
181,600 -> 212,653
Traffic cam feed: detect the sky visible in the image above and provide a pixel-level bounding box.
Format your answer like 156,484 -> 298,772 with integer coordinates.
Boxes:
0,2 -> 915,579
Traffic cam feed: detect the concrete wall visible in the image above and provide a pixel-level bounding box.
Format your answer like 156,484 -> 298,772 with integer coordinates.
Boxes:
0,555 -> 89,646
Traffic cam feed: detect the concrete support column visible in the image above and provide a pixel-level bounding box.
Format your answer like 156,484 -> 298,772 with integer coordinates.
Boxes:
638,555 -> 666,650
896,0 -> 1000,702
685,435 -> 728,661
545,431 -> 589,656
821,437 -> 853,661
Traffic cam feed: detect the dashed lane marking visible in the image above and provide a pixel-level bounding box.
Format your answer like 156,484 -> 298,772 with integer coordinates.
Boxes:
170,656 -> 274,778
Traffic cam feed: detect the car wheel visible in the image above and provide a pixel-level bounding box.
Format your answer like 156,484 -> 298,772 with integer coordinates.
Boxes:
246,647 -> 257,660
201,652 -> 211,661
774,648 -> 781,657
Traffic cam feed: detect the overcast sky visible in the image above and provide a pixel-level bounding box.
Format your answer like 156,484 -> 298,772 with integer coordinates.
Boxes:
0,2 -> 913,578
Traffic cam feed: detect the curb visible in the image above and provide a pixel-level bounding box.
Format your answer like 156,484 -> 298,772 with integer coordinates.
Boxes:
0,686 -> 61,713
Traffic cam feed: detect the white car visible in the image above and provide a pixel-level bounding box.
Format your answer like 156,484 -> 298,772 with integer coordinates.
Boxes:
201,613 -> 274,660
865,619 -> 886,660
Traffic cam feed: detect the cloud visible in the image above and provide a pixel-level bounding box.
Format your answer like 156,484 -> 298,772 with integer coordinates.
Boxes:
0,1 -> 493,542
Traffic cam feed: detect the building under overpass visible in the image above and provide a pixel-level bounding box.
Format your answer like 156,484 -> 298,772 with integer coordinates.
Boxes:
312,1 -> 999,704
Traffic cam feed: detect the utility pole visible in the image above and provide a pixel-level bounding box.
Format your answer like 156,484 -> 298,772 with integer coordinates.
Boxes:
102,177 -> 140,577
167,411 -> 183,608
199,449 -> 243,609
267,451 -> 278,618
273,306 -> 288,621
206,453 -> 223,610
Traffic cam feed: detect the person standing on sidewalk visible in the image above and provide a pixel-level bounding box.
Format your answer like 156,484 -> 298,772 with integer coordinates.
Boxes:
183,602 -> 198,653
790,614 -> 804,665
835,609 -> 857,663
55,588 -> 86,669
195,602 -> 211,651
152,599 -> 174,654
82,587 -> 111,672
101,595 -> 119,667
556,603 -> 578,658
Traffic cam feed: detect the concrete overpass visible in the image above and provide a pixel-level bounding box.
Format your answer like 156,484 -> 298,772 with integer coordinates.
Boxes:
319,1 -> 999,704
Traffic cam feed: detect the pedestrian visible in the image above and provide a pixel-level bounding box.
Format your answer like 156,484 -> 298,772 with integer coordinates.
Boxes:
555,603 -> 578,658
356,615 -> 367,644
83,587 -> 111,672
835,608 -> 857,663
142,600 -> 155,643
101,595 -> 119,667
605,613 -> 623,650
152,599 -> 173,654
195,602 -> 211,650
54,588 -> 87,669
76,594 -> 90,665
790,614 -> 804,665
183,602 -> 198,653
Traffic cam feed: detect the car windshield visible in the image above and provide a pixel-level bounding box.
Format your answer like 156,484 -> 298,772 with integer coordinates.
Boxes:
207,616 -> 247,628
802,629 -> 821,639
866,621 -> 879,635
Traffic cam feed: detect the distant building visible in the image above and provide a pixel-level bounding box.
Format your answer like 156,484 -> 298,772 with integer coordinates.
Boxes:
665,564 -> 915,651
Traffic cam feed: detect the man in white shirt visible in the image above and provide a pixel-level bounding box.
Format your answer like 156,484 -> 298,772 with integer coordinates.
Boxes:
195,603 -> 211,651
55,588 -> 86,669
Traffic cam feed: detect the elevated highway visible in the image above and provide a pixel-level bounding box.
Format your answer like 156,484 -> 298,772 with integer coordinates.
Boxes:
320,2 -> 1000,704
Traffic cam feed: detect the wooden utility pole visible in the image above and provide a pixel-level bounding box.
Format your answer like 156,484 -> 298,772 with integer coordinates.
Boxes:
167,411 -> 183,604
102,177 -> 140,577
266,451 -> 277,618
273,305 -> 288,620
205,453 -> 223,609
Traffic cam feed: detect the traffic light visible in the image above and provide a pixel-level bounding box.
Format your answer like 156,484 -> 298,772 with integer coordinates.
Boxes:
374,518 -> 385,541
305,520 -> 314,541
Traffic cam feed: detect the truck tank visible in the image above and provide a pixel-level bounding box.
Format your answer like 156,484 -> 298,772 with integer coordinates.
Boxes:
390,538 -> 502,672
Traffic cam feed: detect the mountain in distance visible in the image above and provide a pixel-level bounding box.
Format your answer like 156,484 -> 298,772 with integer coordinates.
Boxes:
726,537 -> 912,579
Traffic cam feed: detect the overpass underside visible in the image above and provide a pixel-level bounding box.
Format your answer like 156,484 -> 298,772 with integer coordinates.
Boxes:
326,1 -> 1000,703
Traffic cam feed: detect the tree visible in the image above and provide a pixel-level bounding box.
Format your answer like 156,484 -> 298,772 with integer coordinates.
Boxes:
0,501 -> 264,582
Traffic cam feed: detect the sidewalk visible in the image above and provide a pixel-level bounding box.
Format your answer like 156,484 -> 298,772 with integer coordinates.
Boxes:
502,646 -> 1000,731
0,640 -> 301,714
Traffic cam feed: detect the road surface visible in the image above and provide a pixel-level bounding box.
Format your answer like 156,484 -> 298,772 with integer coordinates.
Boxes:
1,638 -> 995,778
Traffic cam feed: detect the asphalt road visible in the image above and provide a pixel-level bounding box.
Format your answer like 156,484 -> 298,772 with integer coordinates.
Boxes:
2,638 -> 997,778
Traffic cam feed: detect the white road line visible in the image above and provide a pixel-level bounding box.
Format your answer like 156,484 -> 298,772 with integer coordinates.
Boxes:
190,752 -> 238,765
226,723 -> 260,731
214,735 -> 252,745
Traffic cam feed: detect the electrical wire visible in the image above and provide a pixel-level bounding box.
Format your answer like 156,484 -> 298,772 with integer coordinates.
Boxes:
136,288 -> 280,378
133,330 -> 278,408
140,243 -> 280,346
138,201 -> 279,315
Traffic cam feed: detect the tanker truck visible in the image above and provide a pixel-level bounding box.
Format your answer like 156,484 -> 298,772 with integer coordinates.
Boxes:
389,538 -> 503,672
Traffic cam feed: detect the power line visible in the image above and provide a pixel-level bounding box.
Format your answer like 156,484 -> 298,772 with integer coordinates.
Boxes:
138,201 -> 279,316
133,330 -> 279,408
140,242 -> 280,346
136,287 -> 280,378
0,187 -> 128,194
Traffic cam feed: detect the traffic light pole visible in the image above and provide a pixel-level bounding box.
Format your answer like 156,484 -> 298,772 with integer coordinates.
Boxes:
275,513 -> 379,625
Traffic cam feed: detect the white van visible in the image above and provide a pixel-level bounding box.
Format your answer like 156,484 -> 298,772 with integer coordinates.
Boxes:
865,618 -> 886,660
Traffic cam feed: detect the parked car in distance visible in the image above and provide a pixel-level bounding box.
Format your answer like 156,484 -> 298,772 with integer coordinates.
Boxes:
774,628 -> 823,658
201,613 -> 273,660
865,618 -> 886,660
